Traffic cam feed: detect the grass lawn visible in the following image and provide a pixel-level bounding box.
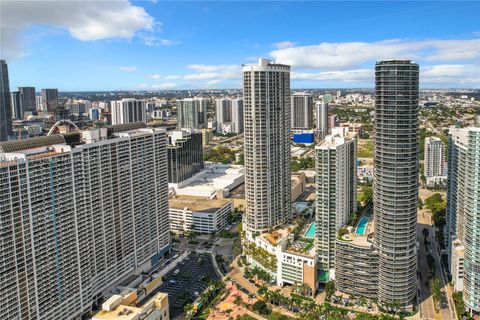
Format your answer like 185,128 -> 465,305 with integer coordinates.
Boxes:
357,139 -> 374,158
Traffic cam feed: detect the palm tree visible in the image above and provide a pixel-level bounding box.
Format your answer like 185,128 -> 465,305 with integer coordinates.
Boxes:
288,295 -> 297,311
299,283 -> 310,296
183,303 -> 193,315
270,290 -> 281,306
358,296 -> 368,309
307,300 -> 318,314
257,285 -> 268,297
349,293 -> 357,306
391,300 -> 401,317
233,294 -> 243,306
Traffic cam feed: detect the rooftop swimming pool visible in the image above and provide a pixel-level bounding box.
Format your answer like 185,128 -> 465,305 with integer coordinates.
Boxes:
293,201 -> 310,213
356,216 -> 369,235
304,222 -> 316,238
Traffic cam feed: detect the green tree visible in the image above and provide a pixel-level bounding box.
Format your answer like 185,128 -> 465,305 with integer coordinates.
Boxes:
252,300 -> 271,315
425,193 -> 447,229
418,198 -> 424,209
325,280 -> 335,299
233,294 -> 243,306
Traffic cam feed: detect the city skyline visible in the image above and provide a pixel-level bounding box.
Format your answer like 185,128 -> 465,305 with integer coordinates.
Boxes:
0,1 -> 479,319
1,1 -> 479,91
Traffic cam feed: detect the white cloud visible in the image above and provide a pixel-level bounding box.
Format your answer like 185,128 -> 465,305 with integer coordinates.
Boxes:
138,83 -> 148,88
183,72 -> 220,80
290,64 -> 480,86
142,35 -> 180,46
421,64 -> 480,84
206,79 -> 221,86
149,74 -> 162,79
422,40 -> 480,61
291,69 -> 373,82
270,38 -> 480,70
273,41 -> 296,49
1,0 -> 155,59
182,64 -> 241,81
152,83 -> 177,89
165,75 -> 181,80
119,66 -> 137,72
187,64 -> 240,73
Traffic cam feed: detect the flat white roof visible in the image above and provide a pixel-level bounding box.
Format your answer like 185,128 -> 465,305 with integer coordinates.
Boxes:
169,164 -> 244,198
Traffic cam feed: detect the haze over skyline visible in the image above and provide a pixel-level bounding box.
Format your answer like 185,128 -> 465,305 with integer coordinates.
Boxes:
1,1 -> 479,91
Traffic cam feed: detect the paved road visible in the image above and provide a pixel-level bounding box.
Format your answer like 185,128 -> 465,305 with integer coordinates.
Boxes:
417,212 -> 436,320
418,209 -> 455,320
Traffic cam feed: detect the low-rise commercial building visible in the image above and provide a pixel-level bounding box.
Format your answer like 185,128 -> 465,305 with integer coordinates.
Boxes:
245,224 -> 318,296
291,172 -> 306,202
168,164 -> 244,198
340,122 -> 363,137
169,195 -> 233,234
93,291 -> 169,320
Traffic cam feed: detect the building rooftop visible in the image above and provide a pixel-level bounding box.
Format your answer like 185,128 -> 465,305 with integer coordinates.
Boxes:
0,123 -> 157,156
0,134 -> 66,153
452,239 -> 465,257
259,227 -> 292,246
316,127 -> 356,150
92,292 -> 168,320
338,216 -> 375,248
169,164 -> 244,198
376,59 -> 415,65
169,195 -> 232,213
286,238 -> 316,258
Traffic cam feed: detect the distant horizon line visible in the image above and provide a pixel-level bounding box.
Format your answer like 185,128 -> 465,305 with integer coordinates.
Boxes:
25,87 -> 480,94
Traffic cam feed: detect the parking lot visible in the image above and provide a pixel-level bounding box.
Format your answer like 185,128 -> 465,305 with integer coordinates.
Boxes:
154,252 -> 219,319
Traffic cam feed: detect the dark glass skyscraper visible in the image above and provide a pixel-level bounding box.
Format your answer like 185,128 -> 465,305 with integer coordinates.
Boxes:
0,60 -> 12,142
10,91 -> 24,120
41,88 -> 59,112
18,87 -> 36,112
374,60 -> 419,310
167,130 -> 204,184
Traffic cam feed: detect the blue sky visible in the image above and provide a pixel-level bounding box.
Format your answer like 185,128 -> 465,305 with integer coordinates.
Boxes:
2,1 -> 479,90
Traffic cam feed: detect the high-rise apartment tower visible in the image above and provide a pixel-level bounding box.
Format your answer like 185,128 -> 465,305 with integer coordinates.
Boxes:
243,58 -> 291,232
231,98 -> 244,134
424,136 -> 447,178
315,127 -> 357,274
374,60 -> 419,310
445,127 -> 480,315
0,60 -> 12,141
316,101 -> 328,139
177,97 -> 207,129
111,98 -> 146,125
0,124 -> 171,320
215,98 -> 232,132
291,92 -> 313,130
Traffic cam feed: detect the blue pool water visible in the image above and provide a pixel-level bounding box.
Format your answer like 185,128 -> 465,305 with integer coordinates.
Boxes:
356,216 -> 369,235
304,223 -> 316,238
